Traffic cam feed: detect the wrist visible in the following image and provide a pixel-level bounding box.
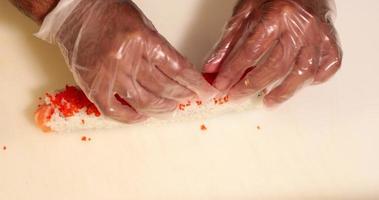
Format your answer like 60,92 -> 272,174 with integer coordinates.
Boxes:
9,0 -> 60,24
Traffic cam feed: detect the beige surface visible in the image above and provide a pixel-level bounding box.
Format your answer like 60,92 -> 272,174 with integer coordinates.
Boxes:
1,0 -> 379,199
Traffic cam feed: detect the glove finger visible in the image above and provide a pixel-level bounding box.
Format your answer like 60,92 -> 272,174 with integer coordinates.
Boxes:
147,34 -> 218,101
116,74 -> 178,116
87,71 -> 147,123
213,18 -> 280,92
264,46 -> 320,107
313,24 -> 342,84
136,59 -> 196,101
229,33 -> 299,99
94,93 -> 147,124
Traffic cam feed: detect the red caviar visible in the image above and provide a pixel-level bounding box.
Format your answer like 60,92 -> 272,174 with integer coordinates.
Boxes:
47,86 -> 101,118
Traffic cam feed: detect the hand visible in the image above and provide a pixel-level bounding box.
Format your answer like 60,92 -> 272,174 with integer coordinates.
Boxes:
204,0 -> 342,106
9,0 -> 60,23
49,0 -> 216,123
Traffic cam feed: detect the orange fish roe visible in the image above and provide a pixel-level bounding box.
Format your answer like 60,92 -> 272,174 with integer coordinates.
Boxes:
224,95 -> 229,102
46,85 -> 101,118
213,95 -> 230,105
200,124 -> 207,131
81,136 -> 92,142
179,101 -> 193,111
81,136 -> 88,141
178,104 -> 186,111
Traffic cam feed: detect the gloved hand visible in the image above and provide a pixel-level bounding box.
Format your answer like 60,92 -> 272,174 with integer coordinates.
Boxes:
36,0 -> 216,123
204,0 -> 342,106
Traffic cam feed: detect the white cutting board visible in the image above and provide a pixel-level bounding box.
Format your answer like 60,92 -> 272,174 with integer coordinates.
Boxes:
1,0 -> 379,199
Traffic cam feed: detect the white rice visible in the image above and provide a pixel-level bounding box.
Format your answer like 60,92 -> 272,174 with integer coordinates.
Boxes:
46,96 -> 263,132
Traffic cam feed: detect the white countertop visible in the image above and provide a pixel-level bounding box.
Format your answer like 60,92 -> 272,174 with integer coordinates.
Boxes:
0,0 -> 378,199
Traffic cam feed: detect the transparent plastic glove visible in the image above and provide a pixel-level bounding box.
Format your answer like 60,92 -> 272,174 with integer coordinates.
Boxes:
204,0 -> 342,106
36,0 -> 216,123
